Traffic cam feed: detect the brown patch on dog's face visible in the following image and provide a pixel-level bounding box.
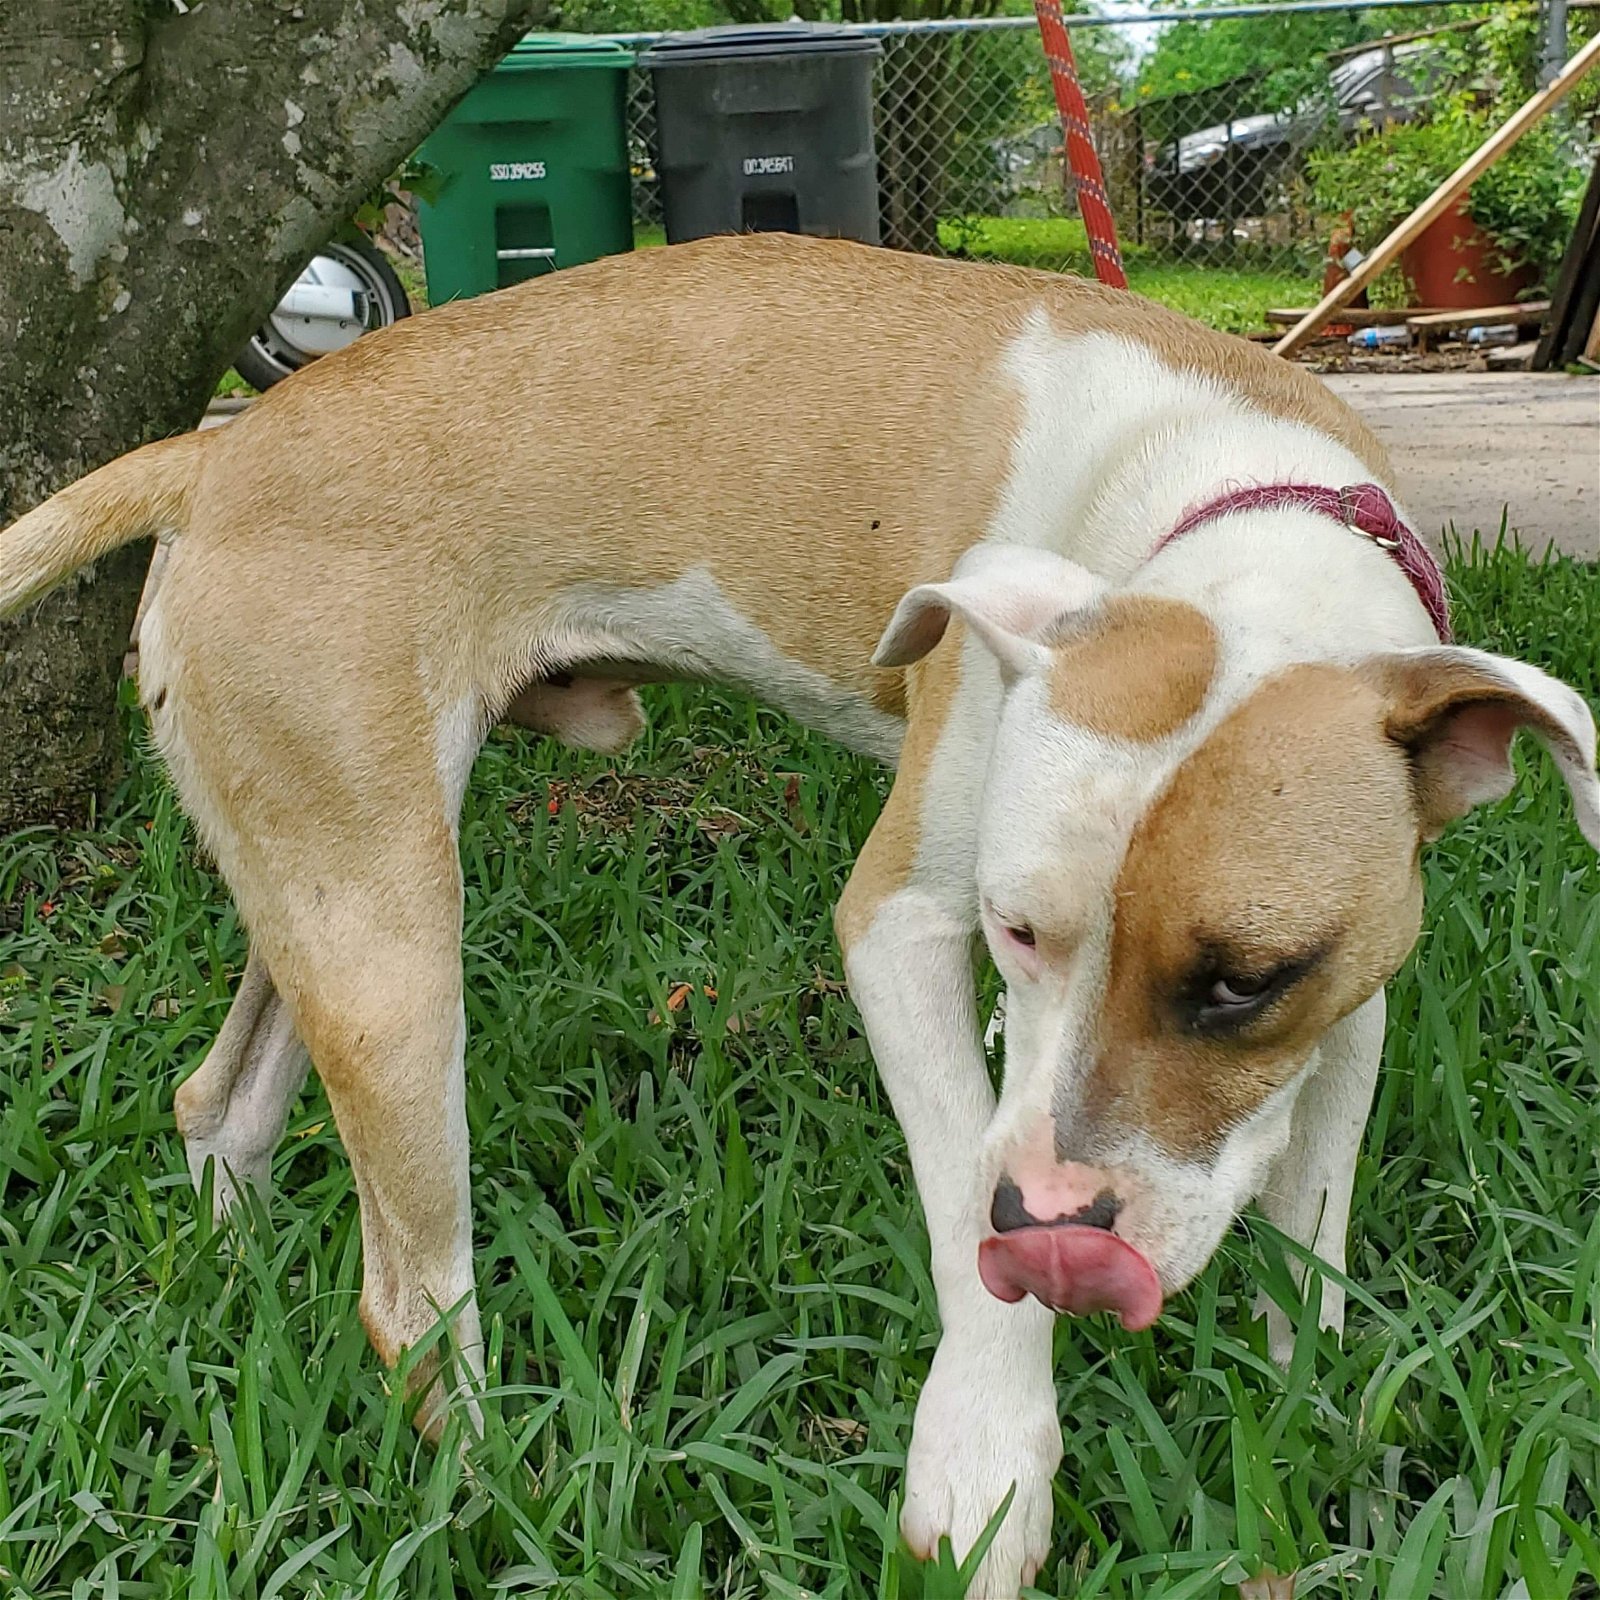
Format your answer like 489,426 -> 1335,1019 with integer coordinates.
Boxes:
1049,596 -> 1217,741
1088,663 -> 1425,1158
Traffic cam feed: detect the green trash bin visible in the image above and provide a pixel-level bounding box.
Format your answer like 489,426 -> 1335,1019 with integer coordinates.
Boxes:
417,33 -> 634,303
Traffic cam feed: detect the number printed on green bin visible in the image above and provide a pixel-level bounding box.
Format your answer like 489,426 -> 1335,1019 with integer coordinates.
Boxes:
490,162 -> 547,181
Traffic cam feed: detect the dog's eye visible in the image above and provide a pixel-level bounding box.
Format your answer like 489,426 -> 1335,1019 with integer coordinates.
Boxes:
1209,973 -> 1271,1008
983,901 -> 1041,964
1189,967 -> 1283,1034
1190,960 -> 1307,1033
1184,942 -> 1333,1036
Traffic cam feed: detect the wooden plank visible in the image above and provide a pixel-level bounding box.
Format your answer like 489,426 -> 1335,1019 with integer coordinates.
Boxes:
1265,306 -> 1442,328
1273,31 -> 1600,358
1556,238 -> 1600,366
1406,301 -> 1548,331
1533,152 -> 1600,370
1407,299 -> 1549,350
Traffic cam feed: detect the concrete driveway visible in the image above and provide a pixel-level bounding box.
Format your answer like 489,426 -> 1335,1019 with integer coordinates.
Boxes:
1323,372 -> 1600,560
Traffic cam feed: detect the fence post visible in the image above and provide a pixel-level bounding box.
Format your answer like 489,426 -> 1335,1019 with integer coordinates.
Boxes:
1133,101 -> 1144,246
1541,0 -> 1569,86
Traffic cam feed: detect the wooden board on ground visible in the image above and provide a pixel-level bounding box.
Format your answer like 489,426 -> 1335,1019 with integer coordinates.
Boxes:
1407,300 -> 1549,350
1265,306 -> 1447,328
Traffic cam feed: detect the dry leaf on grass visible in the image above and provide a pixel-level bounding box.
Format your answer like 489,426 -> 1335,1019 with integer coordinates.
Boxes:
652,983 -> 719,1024
1239,1571 -> 1296,1600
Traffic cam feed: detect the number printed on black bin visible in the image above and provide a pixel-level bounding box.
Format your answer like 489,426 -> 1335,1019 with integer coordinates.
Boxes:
742,155 -> 795,176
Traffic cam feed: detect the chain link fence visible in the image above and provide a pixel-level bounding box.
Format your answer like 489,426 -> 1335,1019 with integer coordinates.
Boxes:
612,7 -> 1481,277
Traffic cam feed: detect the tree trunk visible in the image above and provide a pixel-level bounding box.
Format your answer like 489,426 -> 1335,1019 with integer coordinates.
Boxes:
0,0 -> 548,831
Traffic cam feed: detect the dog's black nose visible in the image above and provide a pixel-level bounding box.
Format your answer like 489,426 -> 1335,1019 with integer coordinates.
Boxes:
990,1177 -> 1037,1233
991,1176 -> 1122,1233
1066,1190 -> 1122,1230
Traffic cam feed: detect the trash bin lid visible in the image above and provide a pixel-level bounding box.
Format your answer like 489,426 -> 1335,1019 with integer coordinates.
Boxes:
502,32 -> 635,69
639,22 -> 882,65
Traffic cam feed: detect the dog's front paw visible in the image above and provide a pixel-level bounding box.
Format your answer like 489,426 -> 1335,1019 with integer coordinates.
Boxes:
901,1339 -> 1061,1597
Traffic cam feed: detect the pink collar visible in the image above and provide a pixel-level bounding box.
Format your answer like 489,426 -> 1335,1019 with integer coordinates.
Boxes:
1152,481 -> 1451,643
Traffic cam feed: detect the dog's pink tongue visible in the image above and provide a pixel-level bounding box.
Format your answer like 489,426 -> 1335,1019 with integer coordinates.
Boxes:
978,1226 -> 1163,1330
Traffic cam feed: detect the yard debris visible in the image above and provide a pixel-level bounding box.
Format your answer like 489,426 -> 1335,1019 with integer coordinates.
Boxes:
1273,31 -> 1600,356
779,772 -> 810,833
803,1412 -> 869,1457
1238,1572 -> 1296,1599
515,756 -> 764,841
650,982 -> 717,1025
1406,299 -> 1547,352
1294,338 -> 1508,374
1266,305 -> 1438,327
694,811 -> 744,841
670,982 -> 717,1011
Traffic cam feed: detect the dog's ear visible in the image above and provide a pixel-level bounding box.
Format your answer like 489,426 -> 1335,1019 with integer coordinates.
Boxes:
1363,646 -> 1599,845
872,546 -> 1104,680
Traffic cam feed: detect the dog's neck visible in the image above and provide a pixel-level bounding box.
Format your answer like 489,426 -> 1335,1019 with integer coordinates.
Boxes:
1067,409 -> 1442,661
1160,483 -> 1449,642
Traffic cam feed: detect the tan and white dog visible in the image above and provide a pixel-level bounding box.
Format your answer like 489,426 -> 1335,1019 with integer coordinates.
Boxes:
3,234 -> 1597,1594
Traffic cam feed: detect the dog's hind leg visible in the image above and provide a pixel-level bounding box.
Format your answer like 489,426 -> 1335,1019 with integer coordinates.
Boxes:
175,950 -> 311,1218
144,533 -> 485,1437
226,836 -> 482,1441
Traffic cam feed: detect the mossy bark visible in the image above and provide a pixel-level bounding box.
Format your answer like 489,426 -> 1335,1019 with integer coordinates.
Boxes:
0,0 -> 547,831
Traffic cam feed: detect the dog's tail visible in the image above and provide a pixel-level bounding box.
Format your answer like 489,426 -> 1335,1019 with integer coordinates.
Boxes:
0,431 -> 207,617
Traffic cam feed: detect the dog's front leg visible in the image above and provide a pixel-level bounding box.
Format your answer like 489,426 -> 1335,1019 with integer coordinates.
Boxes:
1255,991 -> 1386,1364
837,649 -> 1058,1597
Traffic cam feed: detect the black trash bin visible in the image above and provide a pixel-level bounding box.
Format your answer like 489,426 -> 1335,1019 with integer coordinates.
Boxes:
641,23 -> 882,246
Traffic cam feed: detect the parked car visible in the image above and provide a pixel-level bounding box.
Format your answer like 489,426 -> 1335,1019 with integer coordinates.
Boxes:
1146,40 -> 1447,222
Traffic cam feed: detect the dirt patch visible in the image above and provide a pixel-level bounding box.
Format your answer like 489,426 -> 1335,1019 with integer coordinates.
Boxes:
1289,338 -> 1504,376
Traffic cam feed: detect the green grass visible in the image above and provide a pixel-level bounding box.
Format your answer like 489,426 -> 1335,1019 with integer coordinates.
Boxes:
213,369 -> 259,401
938,217 -> 1314,333
1,542 -> 1597,1598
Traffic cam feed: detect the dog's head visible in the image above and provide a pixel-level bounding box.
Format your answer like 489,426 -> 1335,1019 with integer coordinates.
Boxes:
875,544 -> 1600,1326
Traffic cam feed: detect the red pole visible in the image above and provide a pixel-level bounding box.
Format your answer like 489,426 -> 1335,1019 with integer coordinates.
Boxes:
1033,0 -> 1129,290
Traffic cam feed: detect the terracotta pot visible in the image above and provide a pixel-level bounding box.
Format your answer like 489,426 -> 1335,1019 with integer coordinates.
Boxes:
1400,193 -> 1535,309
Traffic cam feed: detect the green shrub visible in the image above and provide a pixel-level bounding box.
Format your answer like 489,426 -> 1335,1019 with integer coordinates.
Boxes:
1308,96 -> 1590,285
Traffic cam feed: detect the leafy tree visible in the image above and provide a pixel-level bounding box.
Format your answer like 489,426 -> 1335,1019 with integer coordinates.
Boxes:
1136,2 -> 1420,110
